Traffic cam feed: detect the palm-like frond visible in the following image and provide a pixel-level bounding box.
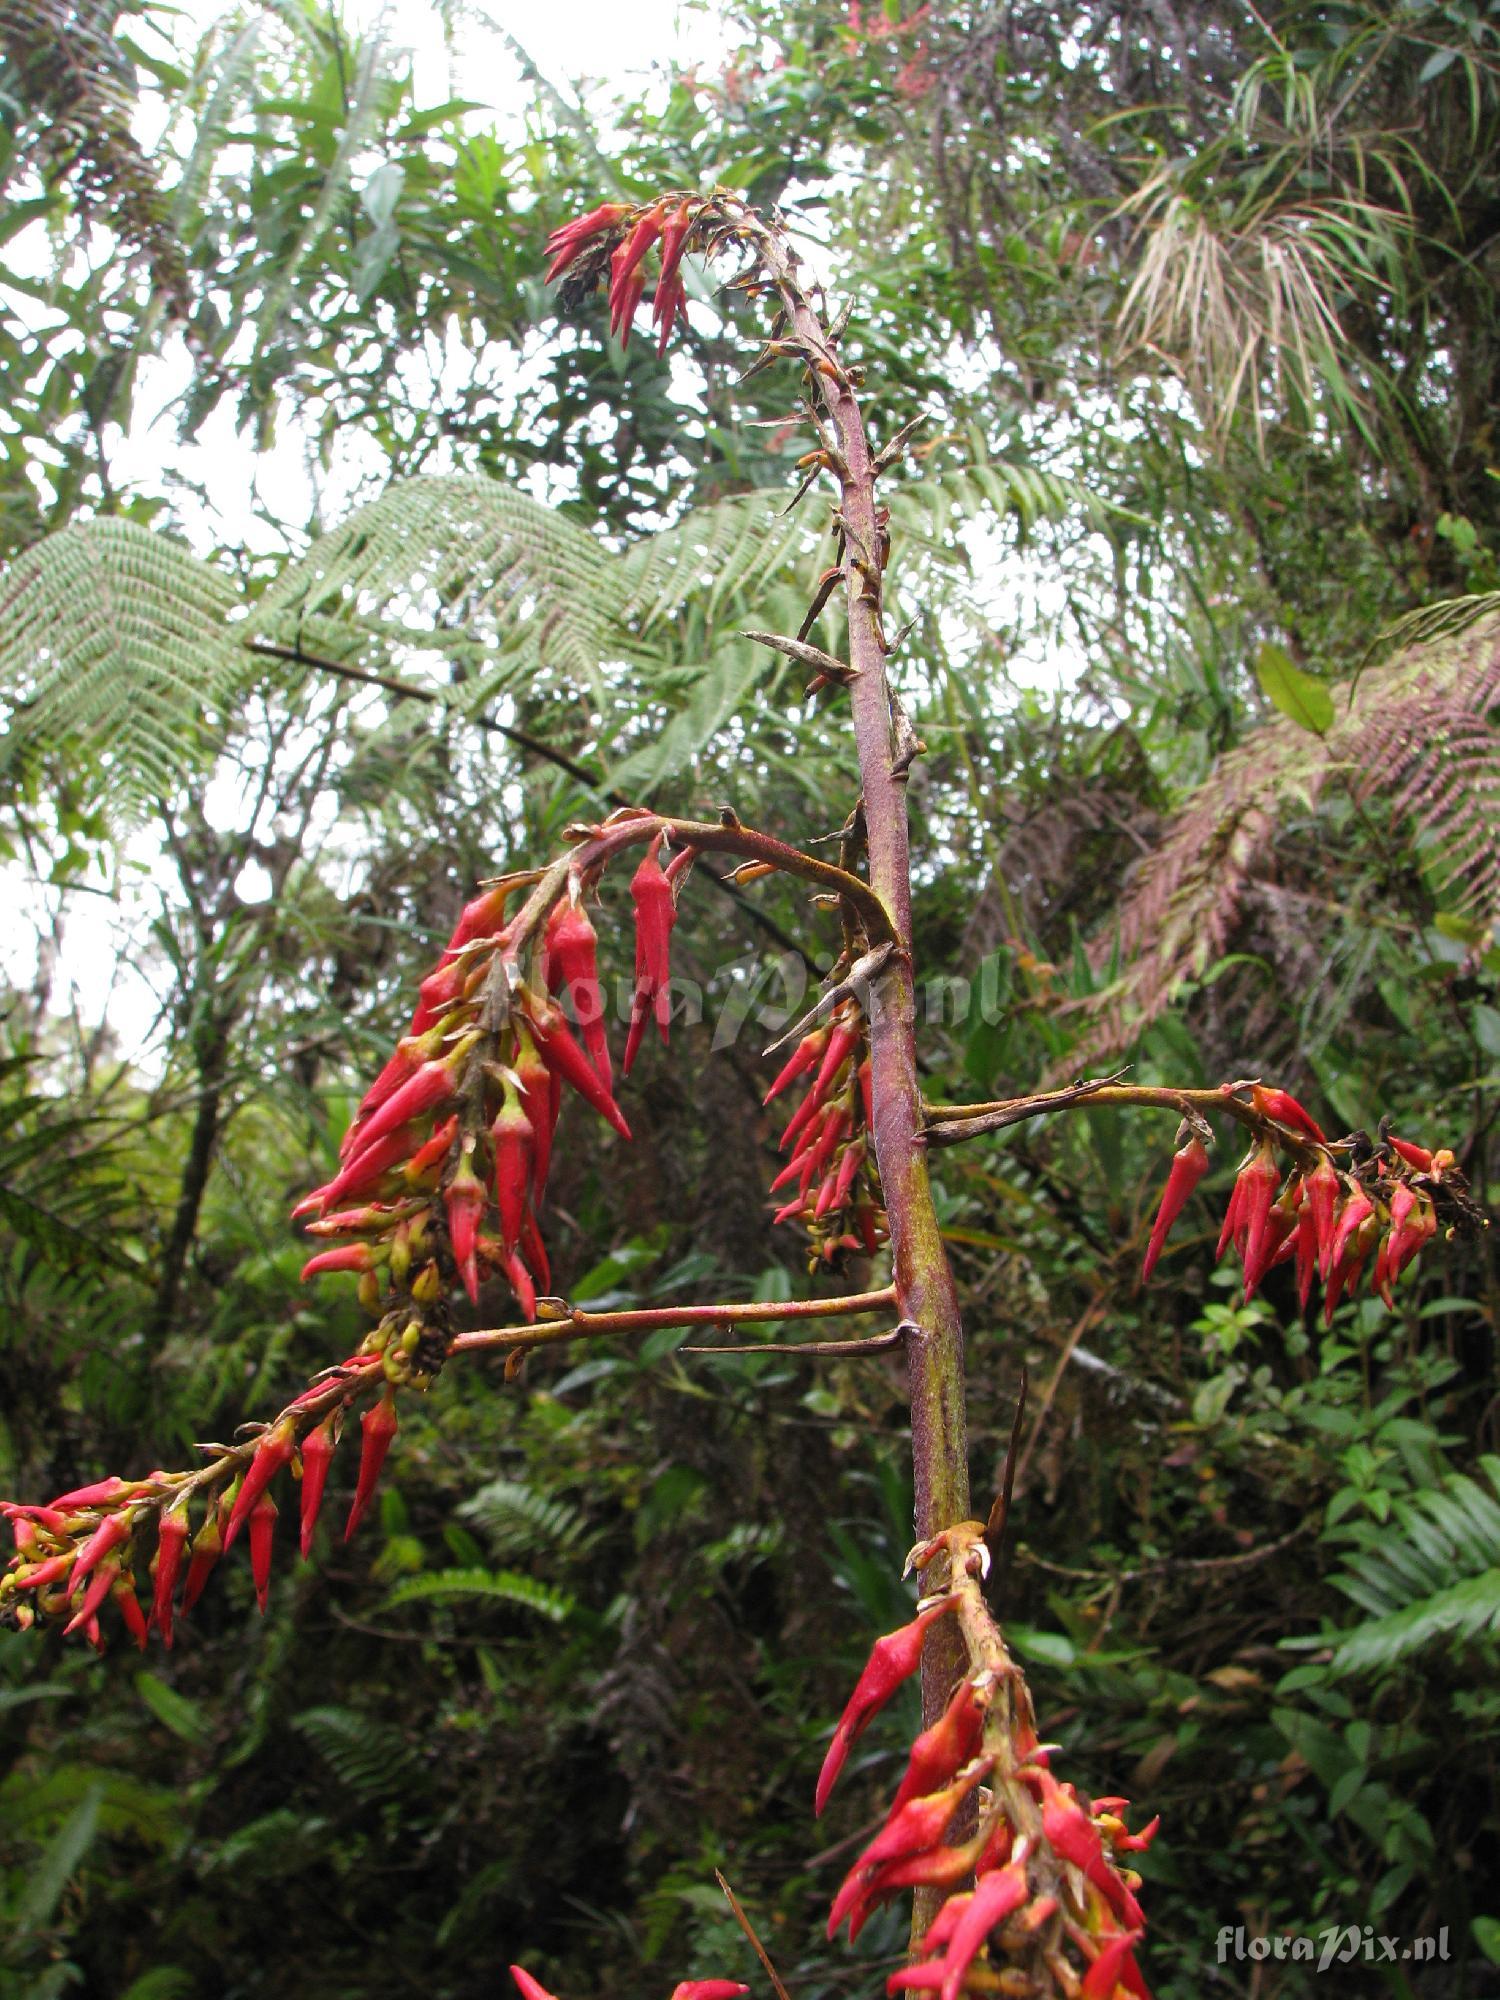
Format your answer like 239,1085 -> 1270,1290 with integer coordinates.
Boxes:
1116,175 -> 1409,447
0,1053 -> 148,1295
1070,609 -> 1500,1063
1327,1457 -> 1500,1675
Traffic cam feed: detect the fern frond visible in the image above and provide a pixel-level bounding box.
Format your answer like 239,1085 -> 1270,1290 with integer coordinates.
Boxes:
1328,1458 -> 1500,1675
1069,608 -> 1500,1062
457,1478 -> 588,1555
291,1705 -> 417,1798
381,1567 -> 574,1623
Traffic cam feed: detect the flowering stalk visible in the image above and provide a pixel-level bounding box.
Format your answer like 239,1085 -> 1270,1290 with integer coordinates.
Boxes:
819,1524 -> 1158,1997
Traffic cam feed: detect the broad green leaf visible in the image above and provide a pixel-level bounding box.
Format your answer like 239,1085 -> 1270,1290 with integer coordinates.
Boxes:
1255,641 -> 1334,734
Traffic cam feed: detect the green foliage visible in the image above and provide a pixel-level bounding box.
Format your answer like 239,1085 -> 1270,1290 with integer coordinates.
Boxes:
1324,1457 -> 1500,1676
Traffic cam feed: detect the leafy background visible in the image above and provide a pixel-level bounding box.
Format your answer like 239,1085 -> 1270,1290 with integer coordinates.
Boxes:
0,2 -> 1498,1996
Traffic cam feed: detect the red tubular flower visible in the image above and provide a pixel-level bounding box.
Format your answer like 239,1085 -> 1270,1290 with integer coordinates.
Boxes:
608,207 -> 664,340
492,1085 -> 535,1254
309,1121 -> 423,1214
887,1964 -> 948,1995
341,1024 -> 444,1159
1215,1156 -> 1247,1260
179,1504 -> 225,1616
510,1968 -> 560,2000
513,1032 -> 557,1204
623,837 -> 678,1073
1033,1772 -> 1144,1931
298,1416 -> 338,1558
223,1417 -> 295,1553
1329,1185 -> 1375,1272
888,1678 -> 987,1816
64,1556 -> 121,1636
1140,1135 -> 1209,1282
67,1510 -> 132,1594
111,1571 -> 149,1650
937,1860 -> 1031,2000
1250,1085 -> 1325,1144
521,1208 -> 552,1294
611,266 -> 646,345
1295,1196 -> 1319,1310
1242,1182 -> 1298,1300
779,1081 -> 828,1154
669,1986 -> 749,2000
148,1507 -> 187,1646
345,1392 -> 399,1542
300,1242 -> 380,1281
50,1476 -> 131,1511
502,1247 -> 537,1322
1388,1133 -> 1434,1172
343,1056 -> 461,1159
1379,1181 -> 1436,1298
654,199 -> 692,293
815,1597 -> 958,1814
805,1103 -> 849,1189
445,1151 -> 487,1304
16,1553 -> 74,1592
543,201 -> 629,281
1082,1930 -> 1147,2000
653,273 -> 688,355
404,1114 -> 460,1188
849,1836 -> 985,1942
812,1018 -> 859,1101
524,992 -> 632,1139
248,1490 -> 277,1614
545,897 -> 612,1089
408,957 -> 468,1035
446,881 -> 514,952
764,1030 -> 824,1105
828,1759 -> 993,1938
1304,1154 -> 1340,1280
1225,1140 -> 1280,1276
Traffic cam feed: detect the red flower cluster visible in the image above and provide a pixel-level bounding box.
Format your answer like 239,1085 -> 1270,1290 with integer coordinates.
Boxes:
817,1521 -> 1156,1998
0,1366 -> 391,1648
295,871 -> 638,1336
545,196 -> 699,352
764,999 -> 888,1263
1141,1088 -> 1465,1323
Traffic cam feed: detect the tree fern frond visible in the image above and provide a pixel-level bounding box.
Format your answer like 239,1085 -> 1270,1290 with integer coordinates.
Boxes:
616,490 -> 816,635
1328,1458 -> 1500,1676
1068,609 -> 1500,1063
250,472 -> 618,705
0,521 -> 241,811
